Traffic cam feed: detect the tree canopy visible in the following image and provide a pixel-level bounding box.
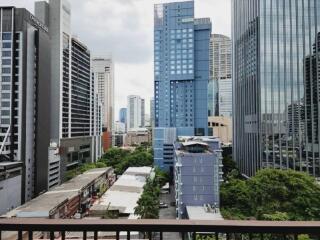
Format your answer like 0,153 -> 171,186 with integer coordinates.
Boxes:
221,168 -> 320,220
100,147 -> 153,175
65,146 -> 153,180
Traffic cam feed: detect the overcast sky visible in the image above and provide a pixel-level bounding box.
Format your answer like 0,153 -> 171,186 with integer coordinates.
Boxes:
5,0 -> 231,120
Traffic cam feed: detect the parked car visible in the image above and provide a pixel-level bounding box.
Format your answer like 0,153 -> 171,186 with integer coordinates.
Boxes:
159,202 -> 168,208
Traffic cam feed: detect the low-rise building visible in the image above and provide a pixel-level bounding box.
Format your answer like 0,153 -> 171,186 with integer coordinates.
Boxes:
124,128 -> 152,146
90,166 -> 153,218
2,168 -> 115,219
114,134 -> 125,147
174,137 -> 223,219
208,116 -> 232,145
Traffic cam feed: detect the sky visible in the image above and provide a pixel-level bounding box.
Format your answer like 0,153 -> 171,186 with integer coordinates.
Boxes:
5,0 -> 231,120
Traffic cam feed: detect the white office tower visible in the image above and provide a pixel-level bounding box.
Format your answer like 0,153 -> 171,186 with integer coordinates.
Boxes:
127,95 -> 145,130
208,34 -> 232,117
35,0 -> 102,185
92,57 -> 115,133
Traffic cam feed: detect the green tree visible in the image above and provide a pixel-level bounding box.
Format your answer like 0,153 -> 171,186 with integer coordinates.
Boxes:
221,168 -> 320,220
222,156 -> 238,180
262,212 -> 289,221
248,169 -> 320,220
134,178 -> 160,219
220,177 -> 251,219
154,167 -> 169,187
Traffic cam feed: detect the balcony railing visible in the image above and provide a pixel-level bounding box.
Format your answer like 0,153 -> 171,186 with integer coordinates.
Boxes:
0,219 -> 320,240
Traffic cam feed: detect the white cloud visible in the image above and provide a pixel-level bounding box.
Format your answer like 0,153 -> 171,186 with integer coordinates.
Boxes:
2,0 -> 231,119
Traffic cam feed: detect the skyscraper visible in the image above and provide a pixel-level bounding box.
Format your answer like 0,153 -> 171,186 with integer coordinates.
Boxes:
35,0 -> 102,183
119,108 -> 127,125
153,1 -> 211,171
208,34 -> 232,117
150,98 -> 155,128
232,0 -> 320,177
92,57 -> 115,133
127,95 -> 145,130
0,7 -> 51,214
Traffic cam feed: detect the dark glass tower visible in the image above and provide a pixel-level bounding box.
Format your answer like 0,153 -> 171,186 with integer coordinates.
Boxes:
233,0 -> 320,177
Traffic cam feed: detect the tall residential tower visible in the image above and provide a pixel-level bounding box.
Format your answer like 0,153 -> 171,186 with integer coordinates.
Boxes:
127,95 -> 145,130
92,57 -> 115,133
208,34 -> 232,117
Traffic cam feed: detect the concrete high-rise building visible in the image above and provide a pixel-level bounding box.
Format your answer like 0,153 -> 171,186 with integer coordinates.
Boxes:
174,137 -> 222,219
92,57 -> 115,133
92,57 -> 115,150
144,114 -> 151,127
232,0 -> 320,177
0,7 -> 51,214
119,108 -> 127,125
150,98 -> 155,128
153,1 -> 211,172
35,0 -> 102,184
208,34 -> 232,117
208,116 -> 232,145
127,95 -> 145,130
114,121 -> 126,134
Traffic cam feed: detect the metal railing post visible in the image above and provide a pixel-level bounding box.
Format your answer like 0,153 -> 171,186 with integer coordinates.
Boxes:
28,231 -> 33,240
18,230 -> 22,240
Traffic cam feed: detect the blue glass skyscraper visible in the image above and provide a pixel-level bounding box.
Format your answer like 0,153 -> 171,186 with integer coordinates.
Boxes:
119,108 -> 127,124
153,1 -> 211,172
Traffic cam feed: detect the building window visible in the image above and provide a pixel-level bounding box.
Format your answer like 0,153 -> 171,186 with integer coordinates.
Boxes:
2,51 -> 11,57
2,33 -> 12,40
1,110 -> 10,116
2,68 -> 10,74
2,59 -> 11,65
2,85 -> 10,90
2,76 -> 10,82
2,42 -> 11,49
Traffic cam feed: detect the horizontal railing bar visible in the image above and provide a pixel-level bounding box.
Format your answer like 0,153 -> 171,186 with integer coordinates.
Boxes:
0,219 -> 320,234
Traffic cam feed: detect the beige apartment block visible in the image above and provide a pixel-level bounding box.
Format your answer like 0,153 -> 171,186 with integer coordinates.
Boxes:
208,116 -> 232,145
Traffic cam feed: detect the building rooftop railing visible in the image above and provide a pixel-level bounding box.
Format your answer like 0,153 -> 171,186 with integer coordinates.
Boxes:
1,219 -> 320,240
